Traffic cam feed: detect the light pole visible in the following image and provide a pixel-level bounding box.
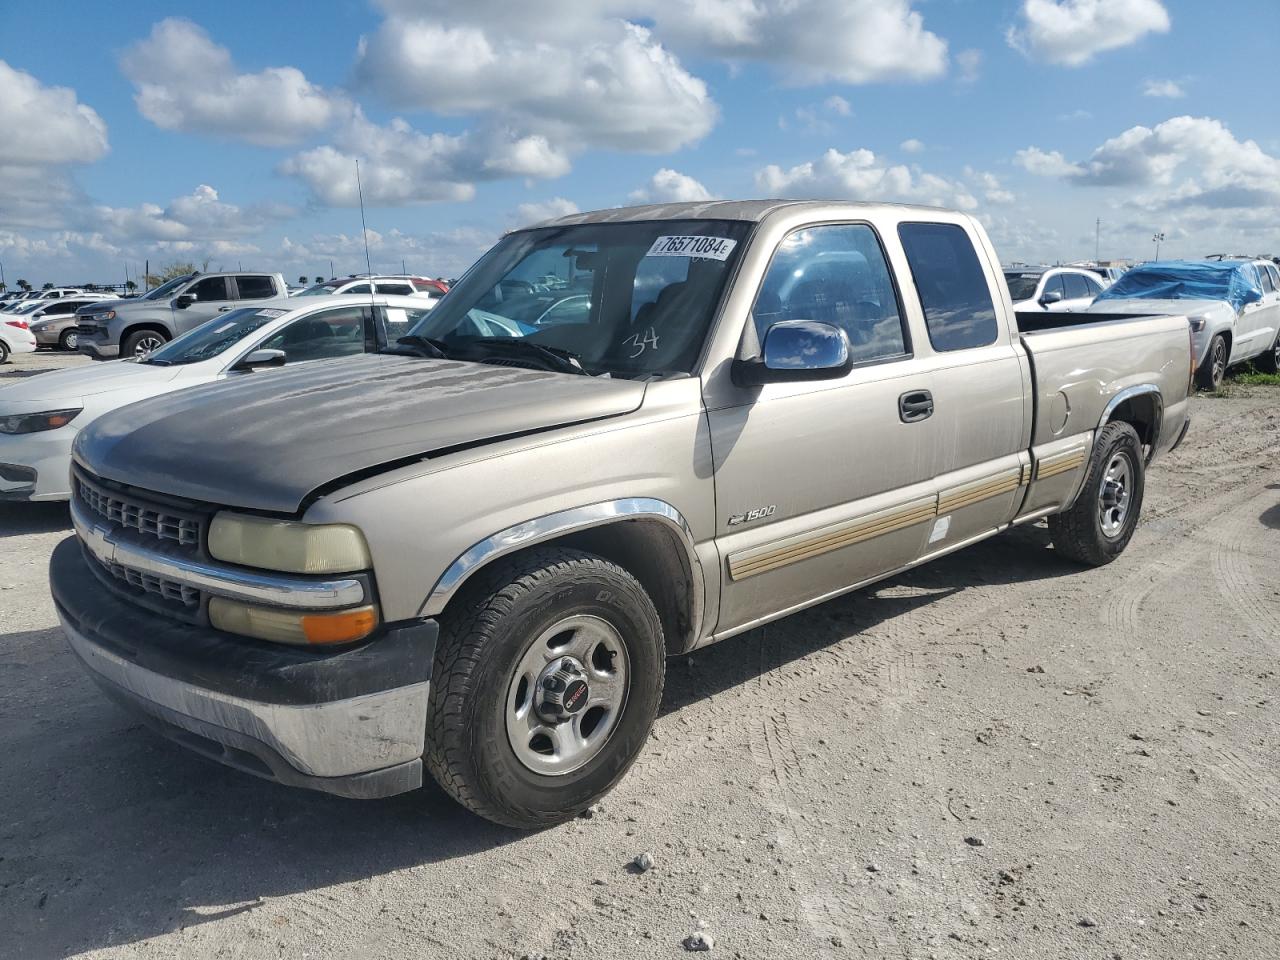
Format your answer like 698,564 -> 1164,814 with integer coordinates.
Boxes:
1095,218 -> 1102,262
1152,232 -> 1165,260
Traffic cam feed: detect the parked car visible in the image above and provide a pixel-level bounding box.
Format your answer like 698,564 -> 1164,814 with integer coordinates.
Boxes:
1004,266 -> 1107,311
0,315 -> 37,363
51,200 -> 1194,827
296,275 -> 448,301
25,294 -> 114,350
1088,259 -> 1280,389
0,288 -> 86,312
0,294 -> 436,502
75,272 -> 289,359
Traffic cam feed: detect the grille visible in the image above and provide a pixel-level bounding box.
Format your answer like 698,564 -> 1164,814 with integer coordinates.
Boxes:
76,473 -> 202,548
108,562 -> 200,607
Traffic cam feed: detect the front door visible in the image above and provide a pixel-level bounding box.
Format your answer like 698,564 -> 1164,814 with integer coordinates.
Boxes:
708,222 -> 938,634
175,275 -> 234,335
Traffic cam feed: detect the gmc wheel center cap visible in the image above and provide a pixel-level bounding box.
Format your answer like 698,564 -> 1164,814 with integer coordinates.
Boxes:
537,657 -> 590,721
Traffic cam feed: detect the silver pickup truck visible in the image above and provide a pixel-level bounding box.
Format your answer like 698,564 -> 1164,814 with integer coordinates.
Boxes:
50,201 -> 1194,828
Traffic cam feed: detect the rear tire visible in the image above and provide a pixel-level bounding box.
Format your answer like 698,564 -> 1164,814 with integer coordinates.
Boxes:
122,329 -> 168,357
58,328 -> 78,352
1195,334 -> 1227,391
424,547 -> 665,829
1049,421 -> 1145,566
0,340 -> 9,364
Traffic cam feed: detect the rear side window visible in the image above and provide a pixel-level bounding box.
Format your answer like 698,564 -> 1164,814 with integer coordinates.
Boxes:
898,222 -> 998,351
753,223 -> 907,364
236,275 -> 277,300
375,282 -> 414,296
345,283 -> 372,295
189,276 -> 230,301
1258,265 -> 1276,294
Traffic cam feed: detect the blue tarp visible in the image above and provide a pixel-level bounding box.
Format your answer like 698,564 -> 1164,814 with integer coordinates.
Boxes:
1095,260 -> 1262,313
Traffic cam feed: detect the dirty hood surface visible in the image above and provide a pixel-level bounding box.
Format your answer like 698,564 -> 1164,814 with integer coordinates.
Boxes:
74,354 -> 646,513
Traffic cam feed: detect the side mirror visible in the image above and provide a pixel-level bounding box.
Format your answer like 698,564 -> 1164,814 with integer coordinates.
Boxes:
1040,290 -> 1063,306
234,348 -> 286,371
732,320 -> 852,387
174,293 -> 198,309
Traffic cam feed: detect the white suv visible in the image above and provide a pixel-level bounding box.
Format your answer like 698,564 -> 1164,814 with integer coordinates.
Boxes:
295,276 -> 447,302
1004,267 -> 1105,312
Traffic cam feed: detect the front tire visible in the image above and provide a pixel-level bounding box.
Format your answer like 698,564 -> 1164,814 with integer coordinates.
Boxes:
122,329 -> 168,357
1256,332 -> 1280,374
424,547 -> 665,828
0,340 -> 8,364
1195,334 -> 1227,391
1049,421 -> 1145,566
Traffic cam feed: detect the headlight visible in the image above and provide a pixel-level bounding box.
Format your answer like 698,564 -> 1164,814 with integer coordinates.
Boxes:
207,512 -> 373,574
209,598 -> 379,645
1188,317 -> 1205,332
89,310 -> 116,322
0,408 -> 82,434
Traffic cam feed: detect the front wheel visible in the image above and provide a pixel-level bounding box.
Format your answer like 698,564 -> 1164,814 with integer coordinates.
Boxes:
1049,421 -> 1145,566
1195,334 -> 1227,391
122,329 -> 168,357
1256,332 -> 1280,374
424,547 -> 665,828
0,340 -> 9,364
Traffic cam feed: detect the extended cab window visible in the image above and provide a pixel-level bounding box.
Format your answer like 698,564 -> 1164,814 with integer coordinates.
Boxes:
752,224 -> 906,363
189,276 -> 230,302
235,275 -> 276,300
1063,273 -> 1091,300
898,223 -> 998,351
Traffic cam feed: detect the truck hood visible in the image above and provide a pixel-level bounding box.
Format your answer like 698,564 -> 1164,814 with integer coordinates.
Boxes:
0,359 -> 181,406
74,354 -> 647,513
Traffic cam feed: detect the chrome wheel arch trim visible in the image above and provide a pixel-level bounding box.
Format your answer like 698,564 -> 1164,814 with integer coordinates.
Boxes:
420,498 -> 705,638
1098,383 -> 1163,463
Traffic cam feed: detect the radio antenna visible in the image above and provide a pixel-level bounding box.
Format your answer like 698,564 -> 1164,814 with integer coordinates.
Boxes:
356,160 -> 374,279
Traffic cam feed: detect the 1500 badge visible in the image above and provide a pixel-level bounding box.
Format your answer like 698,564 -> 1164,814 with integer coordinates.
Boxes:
727,505 -> 776,526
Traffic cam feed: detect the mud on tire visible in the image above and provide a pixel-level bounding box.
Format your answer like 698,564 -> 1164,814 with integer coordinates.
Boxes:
424,547 -> 665,829
1049,421 -> 1145,567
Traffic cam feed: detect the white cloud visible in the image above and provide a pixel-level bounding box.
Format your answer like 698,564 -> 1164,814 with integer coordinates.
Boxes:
0,61 -> 108,230
94,184 -> 296,243
280,110 -> 570,207
658,0 -> 948,85
1015,116 -> 1280,217
755,148 -> 977,209
355,10 -> 715,155
900,138 -> 925,154
513,198 -> 579,227
121,18 -> 346,146
965,167 -> 1016,205
1014,146 -> 1084,177
824,95 -> 852,117
1007,0 -> 1170,67
955,48 -> 982,83
1142,78 -> 1185,98
629,169 -> 715,203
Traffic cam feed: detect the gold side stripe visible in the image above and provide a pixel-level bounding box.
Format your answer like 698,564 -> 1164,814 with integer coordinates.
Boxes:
937,472 -> 1021,515
1035,452 -> 1086,480
1019,462 -> 1032,486
729,502 -> 936,581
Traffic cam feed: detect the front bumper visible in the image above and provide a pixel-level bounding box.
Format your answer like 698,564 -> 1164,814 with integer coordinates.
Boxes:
50,536 -> 438,799
0,428 -> 75,500
78,339 -> 119,360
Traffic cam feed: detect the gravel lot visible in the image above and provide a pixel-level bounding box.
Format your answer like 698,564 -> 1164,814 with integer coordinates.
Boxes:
2,349 -> 1277,960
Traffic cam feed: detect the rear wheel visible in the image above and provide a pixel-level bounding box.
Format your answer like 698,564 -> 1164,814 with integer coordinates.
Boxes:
1256,332 -> 1280,374
424,547 -> 665,828
122,329 -> 168,357
1049,421 -> 1145,566
0,340 -> 9,364
1195,334 -> 1227,391
58,328 -> 78,351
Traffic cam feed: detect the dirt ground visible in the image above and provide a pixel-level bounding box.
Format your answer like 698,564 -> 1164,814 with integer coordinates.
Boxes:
2,350 -> 1277,960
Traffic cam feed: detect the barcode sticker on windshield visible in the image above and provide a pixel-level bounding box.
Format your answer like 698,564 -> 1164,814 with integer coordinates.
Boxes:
255,309 -> 288,318
646,235 -> 738,261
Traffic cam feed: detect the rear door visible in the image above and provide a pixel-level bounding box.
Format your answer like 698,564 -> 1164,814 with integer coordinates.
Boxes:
708,221 -> 938,633
896,221 -> 1028,554
1245,263 -> 1280,360
232,275 -> 279,302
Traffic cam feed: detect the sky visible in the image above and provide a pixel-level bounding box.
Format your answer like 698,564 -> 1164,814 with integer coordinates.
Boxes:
1,0 -> 1278,288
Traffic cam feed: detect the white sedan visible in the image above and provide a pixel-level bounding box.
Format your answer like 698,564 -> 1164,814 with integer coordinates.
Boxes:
0,314 -> 38,363
0,294 -> 434,501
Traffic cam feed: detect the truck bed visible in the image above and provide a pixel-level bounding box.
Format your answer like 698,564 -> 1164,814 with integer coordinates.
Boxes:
1015,310 -> 1164,334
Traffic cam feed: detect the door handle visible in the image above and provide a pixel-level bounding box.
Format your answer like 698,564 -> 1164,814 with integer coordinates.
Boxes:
898,389 -> 934,423
218,306 -> 233,312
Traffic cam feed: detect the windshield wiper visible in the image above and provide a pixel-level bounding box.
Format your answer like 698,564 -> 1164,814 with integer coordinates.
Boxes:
141,358 -> 172,366
467,338 -> 589,376
386,334 -> 450,359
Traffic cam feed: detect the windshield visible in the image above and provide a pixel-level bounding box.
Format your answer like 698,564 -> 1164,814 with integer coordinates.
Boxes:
141,307 -> 284,365
142,275 -> 194,301
1004,273 -> 1042,301
406,220 -> 752,378
296,283 -> 342,296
